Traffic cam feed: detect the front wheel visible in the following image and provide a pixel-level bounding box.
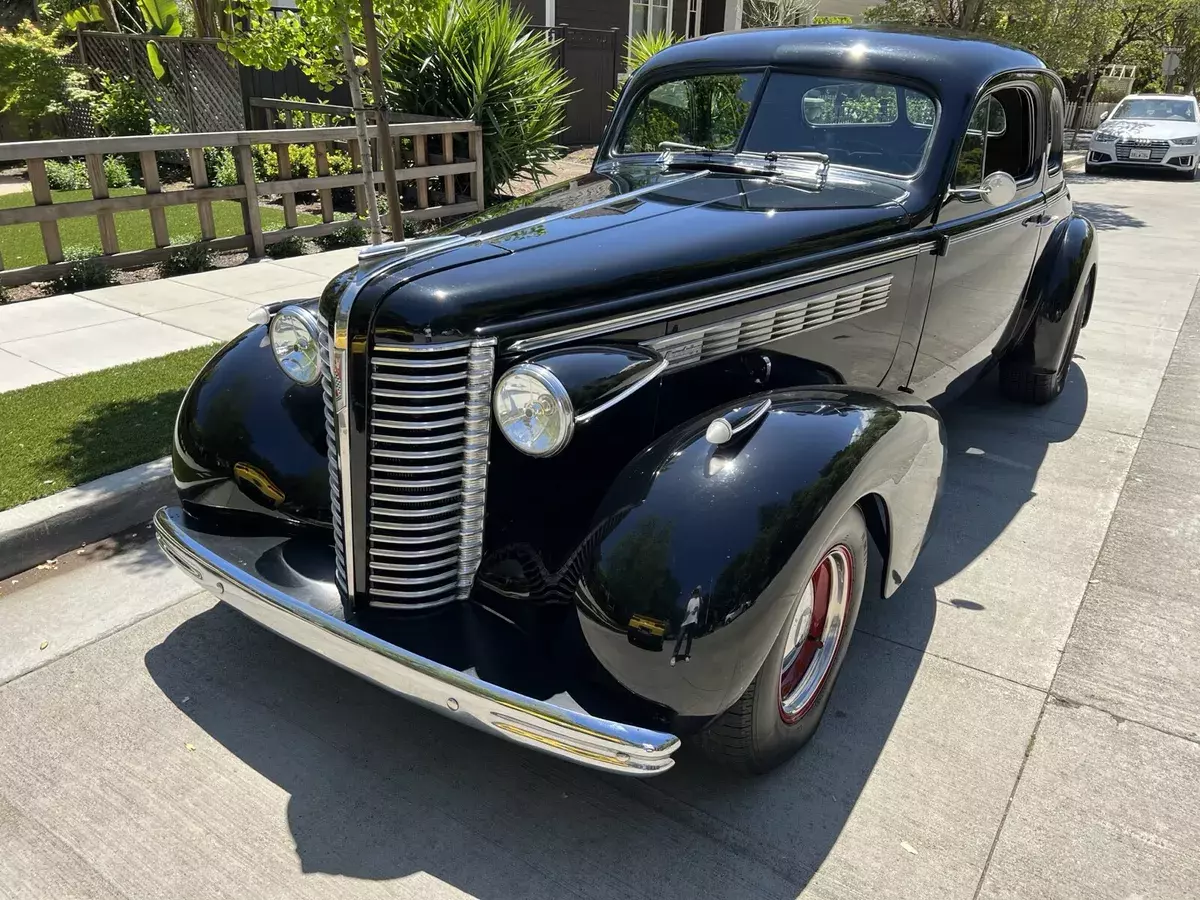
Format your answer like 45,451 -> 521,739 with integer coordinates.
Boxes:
696,506 -> 868,774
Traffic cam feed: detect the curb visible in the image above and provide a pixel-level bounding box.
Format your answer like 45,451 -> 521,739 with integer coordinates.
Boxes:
0,457 -> 174,580
1064,152 -> 1086,174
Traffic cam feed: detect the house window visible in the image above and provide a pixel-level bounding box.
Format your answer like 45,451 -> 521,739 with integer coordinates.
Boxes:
685,0 -> 703,37
630,0 -> 670,38
740,0 -> 813,28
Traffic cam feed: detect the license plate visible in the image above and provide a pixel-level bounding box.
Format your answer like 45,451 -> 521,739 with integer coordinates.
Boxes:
1130,148 -> 1152,160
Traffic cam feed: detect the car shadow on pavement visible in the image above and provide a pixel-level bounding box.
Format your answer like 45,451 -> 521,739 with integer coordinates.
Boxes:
142,366 -> 1087,899
1070,201 -> 1147,231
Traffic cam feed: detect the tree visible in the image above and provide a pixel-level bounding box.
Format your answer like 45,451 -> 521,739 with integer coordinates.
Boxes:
222,0 -> 432,243
0,20 -> 94,133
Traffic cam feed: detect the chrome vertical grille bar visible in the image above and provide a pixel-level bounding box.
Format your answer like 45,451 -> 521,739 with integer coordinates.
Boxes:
318,327 -> 348,595
366,337 -> 496,609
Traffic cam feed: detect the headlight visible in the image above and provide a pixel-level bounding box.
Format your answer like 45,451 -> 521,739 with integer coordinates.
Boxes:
268,305 -> 321,385
1172,135 -> 1199,145
1093,131 -> 1117,143
493,363 -> 574,457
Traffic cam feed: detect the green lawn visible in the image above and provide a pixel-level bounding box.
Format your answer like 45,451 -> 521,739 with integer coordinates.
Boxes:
0,344 -> 220,511
0,188 -> 320,268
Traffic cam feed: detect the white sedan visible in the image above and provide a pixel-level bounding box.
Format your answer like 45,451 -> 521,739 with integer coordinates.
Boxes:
1086,93 -> 1200,178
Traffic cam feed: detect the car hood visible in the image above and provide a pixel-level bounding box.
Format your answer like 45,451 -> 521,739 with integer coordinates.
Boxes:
1097,118 -> 1200,140
368,165 -> 915,339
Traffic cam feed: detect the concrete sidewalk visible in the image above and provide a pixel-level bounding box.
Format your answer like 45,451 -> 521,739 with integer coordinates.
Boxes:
0,248 -> 360,392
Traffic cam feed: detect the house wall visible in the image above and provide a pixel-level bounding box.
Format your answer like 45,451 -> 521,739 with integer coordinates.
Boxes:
515,0 -> 546,25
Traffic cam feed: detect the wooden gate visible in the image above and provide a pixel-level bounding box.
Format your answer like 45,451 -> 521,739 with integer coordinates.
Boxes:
535,26 -> 622,147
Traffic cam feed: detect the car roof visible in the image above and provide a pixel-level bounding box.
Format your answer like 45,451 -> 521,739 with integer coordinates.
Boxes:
635,25 -> 1049,93
1122,93 -> 1198,101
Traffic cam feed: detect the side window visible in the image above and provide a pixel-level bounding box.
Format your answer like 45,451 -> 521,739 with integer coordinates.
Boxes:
1048,88 -> 1064,174
953,87 -> 1036,191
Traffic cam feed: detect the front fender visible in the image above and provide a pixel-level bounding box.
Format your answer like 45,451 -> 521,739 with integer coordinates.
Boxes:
573,388 -> 946,720
173,323 -> 331,531
1020,213 -> 1097,372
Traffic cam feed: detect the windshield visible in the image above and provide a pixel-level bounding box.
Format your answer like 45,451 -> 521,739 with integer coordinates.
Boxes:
1111,98 -> 1196,121
615,70 -> 937,177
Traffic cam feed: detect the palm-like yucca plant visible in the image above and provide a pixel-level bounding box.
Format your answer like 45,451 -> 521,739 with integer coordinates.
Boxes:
611,31 -> 679,107
382,0 -> 572,198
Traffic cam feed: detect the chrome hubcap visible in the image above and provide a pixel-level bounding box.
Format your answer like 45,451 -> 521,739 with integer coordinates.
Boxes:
779,545 -> 853,723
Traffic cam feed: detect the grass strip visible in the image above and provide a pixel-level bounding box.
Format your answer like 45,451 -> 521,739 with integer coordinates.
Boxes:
0,188 -> 319,268
0,344 -> 219,511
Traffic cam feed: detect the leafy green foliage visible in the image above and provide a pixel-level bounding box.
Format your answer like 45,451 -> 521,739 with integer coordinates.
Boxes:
382,0 -> 572,197
315,219 -> 367,249
91,75 -> 153,136
620,74 -> 754,153
158,239 -> 213,276
54,246 -> 114,292
0,21 -> 94,124
813,14 -> 854,23
612,31 -> 678,107
223,0 -> 434,92
103,155 -> 133,188
45,158 -> 89,191
265,234 -> 307,258
206,147 -> 239,186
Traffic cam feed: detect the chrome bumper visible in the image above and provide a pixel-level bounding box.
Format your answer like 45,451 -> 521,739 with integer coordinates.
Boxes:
154,506 -> 680,775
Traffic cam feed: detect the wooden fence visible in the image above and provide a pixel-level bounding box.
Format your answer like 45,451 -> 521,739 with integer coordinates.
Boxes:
0,119 -> 484,287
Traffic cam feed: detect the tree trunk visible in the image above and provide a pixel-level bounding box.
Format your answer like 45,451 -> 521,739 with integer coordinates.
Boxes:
98,0 -> 118,31
361,0 -> 403,238
340,28 -> 384,245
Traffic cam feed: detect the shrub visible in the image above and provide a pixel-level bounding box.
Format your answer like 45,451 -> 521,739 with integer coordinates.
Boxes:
812,14 -> 853,24
54,246 -> 113,292
0,284 -> 10,304
207,147 -> 239,187
382,0 -> 571,197
612,31 -> 678,106
44,157 -> 88,190
91,75 -> 153,137
103,155 -> 132,188
315,219 -> 367,250
0,21 -> 94,129
158,239 -> 213,277
252,144 -> 279,183
265,234 -> 307,258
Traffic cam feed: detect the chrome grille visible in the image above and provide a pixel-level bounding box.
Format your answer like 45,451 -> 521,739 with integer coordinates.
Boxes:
645,274 -> 892,368
367,338 -> 495,608
1116,140 -> 1169,162
318,327 -> 347,595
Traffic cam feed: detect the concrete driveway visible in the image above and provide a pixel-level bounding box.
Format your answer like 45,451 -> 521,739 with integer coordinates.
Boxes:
2,171 -> 1199,900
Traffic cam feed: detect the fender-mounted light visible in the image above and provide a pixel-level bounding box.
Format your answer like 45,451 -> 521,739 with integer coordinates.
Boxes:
268,305 -> 321,385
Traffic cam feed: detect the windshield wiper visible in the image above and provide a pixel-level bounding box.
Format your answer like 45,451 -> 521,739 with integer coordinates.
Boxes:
657,148 -> 830,189
658,141 -> 713,152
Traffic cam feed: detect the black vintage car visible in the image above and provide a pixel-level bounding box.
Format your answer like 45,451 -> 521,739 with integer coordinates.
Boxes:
156,26 -> 1097,776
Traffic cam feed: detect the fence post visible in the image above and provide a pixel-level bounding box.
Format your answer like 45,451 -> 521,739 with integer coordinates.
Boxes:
234,142 -> 266,257
140,149 -> 171,248
313,141 -> 334,223
469,127 -> 485,212
26,159 -> 63,265
84,154 -> 120,256
187,147 -> 217,241
441,132 -> 456,205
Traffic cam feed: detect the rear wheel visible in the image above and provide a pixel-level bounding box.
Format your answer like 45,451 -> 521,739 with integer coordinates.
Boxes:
696,506 -> 868,774
999,276 -> 1091,405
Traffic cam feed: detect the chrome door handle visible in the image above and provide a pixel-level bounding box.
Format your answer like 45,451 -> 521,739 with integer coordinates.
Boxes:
1023,213 -> 1053,227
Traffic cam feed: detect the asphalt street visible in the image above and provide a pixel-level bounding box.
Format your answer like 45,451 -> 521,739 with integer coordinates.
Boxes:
2,170 -> 1199,900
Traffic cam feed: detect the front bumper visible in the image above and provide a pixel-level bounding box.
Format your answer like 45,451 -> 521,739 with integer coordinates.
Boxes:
1087,142 -> 1198,170
154,506 -> 680,775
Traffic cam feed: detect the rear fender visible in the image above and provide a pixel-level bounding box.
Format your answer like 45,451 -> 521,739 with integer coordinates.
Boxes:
572,388 -> 946,719
1018,214 -> 1097,372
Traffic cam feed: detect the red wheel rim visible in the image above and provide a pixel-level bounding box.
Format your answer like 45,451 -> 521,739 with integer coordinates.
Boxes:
779,545 -> 853,723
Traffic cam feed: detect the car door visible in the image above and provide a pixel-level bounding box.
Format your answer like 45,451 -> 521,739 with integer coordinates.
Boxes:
909,80 -> 1047,402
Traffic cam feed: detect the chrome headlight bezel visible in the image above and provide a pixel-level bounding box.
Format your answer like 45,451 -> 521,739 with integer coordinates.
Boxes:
268,305 -> 322,386
1172,134 -> 1199,146
492,362 -> 575,458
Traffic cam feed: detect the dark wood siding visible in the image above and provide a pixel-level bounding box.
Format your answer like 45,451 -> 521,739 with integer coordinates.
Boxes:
513,0 -> 545,25
701,0 -> 725,33
557,0 -> 628,51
